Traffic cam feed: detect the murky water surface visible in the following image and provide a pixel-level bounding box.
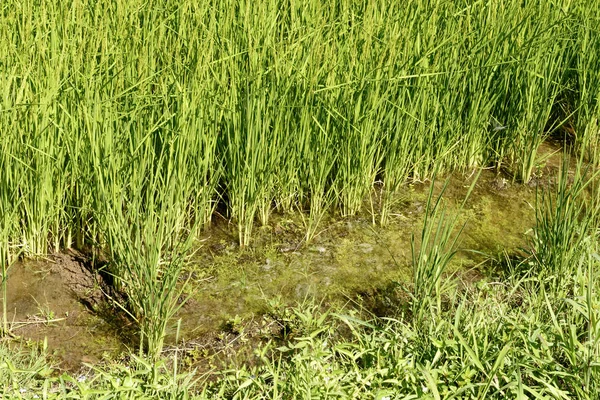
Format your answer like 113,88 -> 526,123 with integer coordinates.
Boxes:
7,152 -> 565,369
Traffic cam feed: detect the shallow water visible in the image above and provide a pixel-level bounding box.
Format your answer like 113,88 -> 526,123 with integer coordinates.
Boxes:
174,167 -> 541,341
6,142 -> 566,369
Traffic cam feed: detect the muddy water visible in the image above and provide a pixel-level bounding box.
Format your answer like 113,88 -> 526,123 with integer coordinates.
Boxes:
7,143 -> 565,369
175,168 -> 541,341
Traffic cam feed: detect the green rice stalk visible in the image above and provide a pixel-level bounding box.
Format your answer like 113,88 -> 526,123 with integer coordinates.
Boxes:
529,156 -> 600,293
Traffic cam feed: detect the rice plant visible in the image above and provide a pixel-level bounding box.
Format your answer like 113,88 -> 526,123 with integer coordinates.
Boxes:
574,2 -> 600,167
529,157 -> 600,292
1,0 -> 595,253
0,186 -> 18,337
408,174 -> 479,324
409,180 -> 462,323
298,113 -> 337,243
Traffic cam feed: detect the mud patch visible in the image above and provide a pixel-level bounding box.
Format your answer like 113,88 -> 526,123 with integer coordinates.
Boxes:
4,252 -> 126,371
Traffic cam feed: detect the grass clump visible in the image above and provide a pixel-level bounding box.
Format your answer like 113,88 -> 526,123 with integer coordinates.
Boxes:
528,159 -> 600,293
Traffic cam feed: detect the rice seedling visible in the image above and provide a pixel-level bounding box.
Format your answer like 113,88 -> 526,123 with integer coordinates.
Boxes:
528,156 -> 600,292
0,198 -> 18,338
90,102 -> 204,359
2,0 -> 590,252
574,2 -> 600,167
409,179 -> 463,323
377,93 -> 419,226
3,2 -> 595,247
298,112 -> 337,243
408,174 -> 479,324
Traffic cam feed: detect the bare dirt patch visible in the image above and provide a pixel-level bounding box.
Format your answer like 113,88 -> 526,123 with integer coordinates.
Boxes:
4,251 -> 126,371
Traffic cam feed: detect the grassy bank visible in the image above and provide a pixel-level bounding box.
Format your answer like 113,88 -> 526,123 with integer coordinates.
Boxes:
1,0 -> 600,395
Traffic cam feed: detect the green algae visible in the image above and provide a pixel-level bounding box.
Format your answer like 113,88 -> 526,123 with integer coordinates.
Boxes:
4,167 -> 552,369
177,169 -> 540,342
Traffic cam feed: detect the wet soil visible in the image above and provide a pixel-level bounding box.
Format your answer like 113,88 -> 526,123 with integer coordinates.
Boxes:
3,252 -> 126,371
174,141 -> 571,342
174,170 -> 539,338
5,140 -> 571,371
